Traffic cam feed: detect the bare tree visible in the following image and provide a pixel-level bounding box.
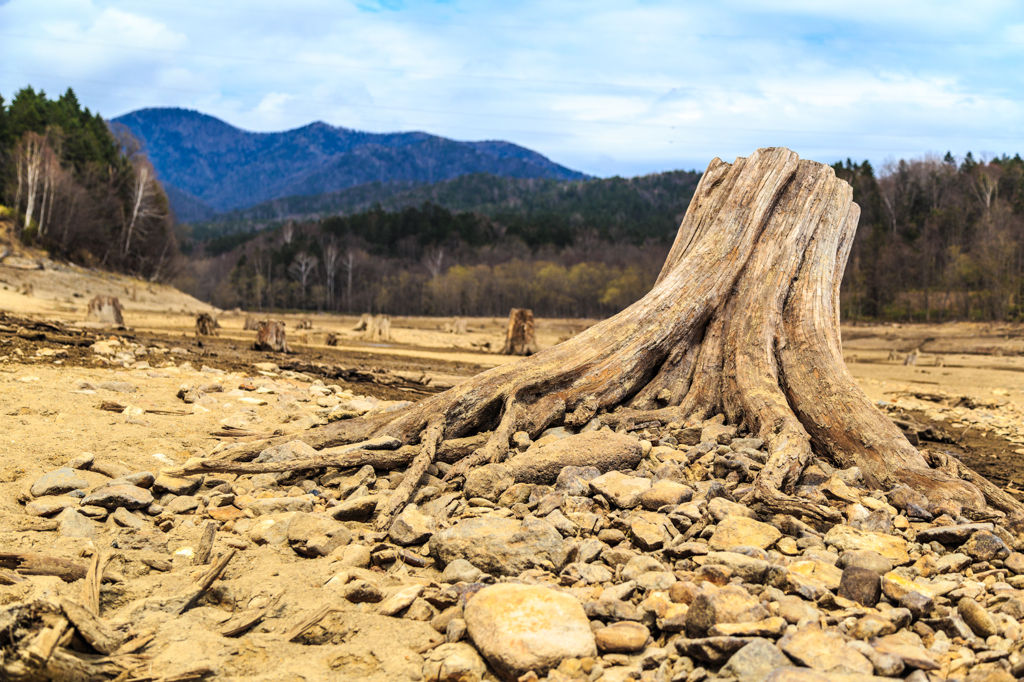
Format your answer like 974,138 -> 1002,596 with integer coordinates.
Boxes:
288,251 -> 318,307
423,246 -> 446,279
321,239 -> 341,310
14,132 -> 46,238
121,159 -> 168,258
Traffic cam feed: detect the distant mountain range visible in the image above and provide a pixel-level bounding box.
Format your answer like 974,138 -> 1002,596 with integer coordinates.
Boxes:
110,108 -> 589,223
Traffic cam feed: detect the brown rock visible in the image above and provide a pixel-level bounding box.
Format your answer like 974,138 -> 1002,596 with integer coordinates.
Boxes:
684,585 -> 768,638
838,566 -> 881,607
464,584 -> 596,682
779,628 -> 873,675
595,622 -> 649,653
708,516 -> 782,551
506,431 -> 643,485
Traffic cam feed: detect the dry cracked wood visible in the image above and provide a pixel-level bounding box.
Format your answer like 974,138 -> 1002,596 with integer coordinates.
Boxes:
177,147 -> 1018,527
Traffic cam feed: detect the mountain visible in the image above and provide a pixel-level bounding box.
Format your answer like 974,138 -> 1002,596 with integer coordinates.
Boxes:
110,108 -> 588,220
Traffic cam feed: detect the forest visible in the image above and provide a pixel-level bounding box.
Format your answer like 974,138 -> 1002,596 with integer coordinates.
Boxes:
181,153 -> 1024,322
0,87 -> 177,280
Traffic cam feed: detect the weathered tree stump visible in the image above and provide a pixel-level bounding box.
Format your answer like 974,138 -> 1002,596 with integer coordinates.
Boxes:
195,313 -> 219,336
500,308 -> 537,356
295,319 -> 312,330
254,321 -> 290,353
353,313 -> 372,332
326,333 -> 340,346
365,314 -> 391,342
444,317 -> 468,334
243,316 -> 261,331
180,148 -> 1020,531
84,296 -> 124,326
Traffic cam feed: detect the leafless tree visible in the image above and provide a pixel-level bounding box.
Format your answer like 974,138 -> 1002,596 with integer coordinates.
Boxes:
289,251 -> 319,305
321,238 -> 341,310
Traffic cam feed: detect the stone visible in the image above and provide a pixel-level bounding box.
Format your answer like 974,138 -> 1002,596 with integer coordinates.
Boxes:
708,516 -> 781,551
899,590 -> 934,619
779,628 -> 873,675
585,599 -> 641,622
836,549 -> 892,575
441,559 -> 484,584
847,614 -> 896,641
379,585 -> 425,616
464,464 -> 514,502
30,468 -> 90,497
595,622 -> 649,653
81,484 -> 153,510
776,596 -> 819,625
719,638 -> 792,682
702,552 -> 769,584
846,640 -> 904,677
152,473 -> 203,496
253,439 -> 318,463
838,566 -> 882,607
330,495 -> 379,521
871,635 -> 940,671
421,642 -> 486,682
464,584 -> 596,682
389,504 -> 436,546
676,636 -> 756,665
338,579 -> 384,603
111,507 -> 144,529
823,525 -> 909,565
26,495 -> 78,516
1004,551 -> 1024,574
621,555 -> 666,581
630,514 -> 666,551
331,544 -> 371,569
56,507 -> 97,538
244,497 -> 313,515
287,513 -> 350,557
506,431 -> 643,485
915,523 -> 993,545
786,560 -> 843,591
879,572 -> 934,602
588,471 -> 651,509
707,497 -> 759,522
207,506 -> 246,522
958,597 -> 999,639
430,516 -> 573,576
561,562 -> 613,585
166,495 -> 199,514
685,585 -> 769,638
554,466 -> 602,496
639,480 -> 694,511
963,530 -> 1010,562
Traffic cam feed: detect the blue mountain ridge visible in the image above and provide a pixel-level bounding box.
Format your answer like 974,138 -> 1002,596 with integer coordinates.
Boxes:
111,107 -> 588,222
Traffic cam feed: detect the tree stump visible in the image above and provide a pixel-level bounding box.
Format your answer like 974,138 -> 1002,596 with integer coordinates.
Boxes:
500,308 -> 537,356
243,316 -> 261,331
85,296 -> 124,326
254,321 -> 290,353
365,315 -> 391,342
353,313 -> 372,332
188,148 -> 1019,530
195,313 -> 219,336
326,333 -> 340,346
295,319 -> 312,330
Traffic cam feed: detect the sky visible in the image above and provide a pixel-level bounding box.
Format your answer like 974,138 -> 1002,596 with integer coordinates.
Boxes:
1,0 -> 1023,178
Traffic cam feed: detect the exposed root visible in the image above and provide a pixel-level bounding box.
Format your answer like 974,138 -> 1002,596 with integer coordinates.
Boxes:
375,420 -> 444,532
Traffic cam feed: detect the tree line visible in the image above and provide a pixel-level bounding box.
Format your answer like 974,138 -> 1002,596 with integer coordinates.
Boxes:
181,152 -> 1024,323
836,153 -> 1024,321
0,87 -> 177,280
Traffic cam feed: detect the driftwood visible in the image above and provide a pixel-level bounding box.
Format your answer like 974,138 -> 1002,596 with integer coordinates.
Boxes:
253,321 -> 290,353
172,550 -> 235,615
500,308 -> 537,356
195,313 -> 219,336
172,148 -> 1018,535
85,296 -> 124,326
0,553 -> 123,583
193,522 -> 217,566
219,592 -> 283,638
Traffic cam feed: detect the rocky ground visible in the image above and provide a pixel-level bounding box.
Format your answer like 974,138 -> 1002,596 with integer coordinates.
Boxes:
2,332 -> 1024,682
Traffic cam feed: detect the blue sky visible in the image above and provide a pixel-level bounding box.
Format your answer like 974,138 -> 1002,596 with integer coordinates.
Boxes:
1,0 -> 1022,177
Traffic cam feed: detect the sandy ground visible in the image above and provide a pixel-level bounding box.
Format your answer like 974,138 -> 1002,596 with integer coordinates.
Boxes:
3,258 -> 1024,679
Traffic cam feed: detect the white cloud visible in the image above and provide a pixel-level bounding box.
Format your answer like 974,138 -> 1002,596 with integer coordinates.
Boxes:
1,0 -> 1022,175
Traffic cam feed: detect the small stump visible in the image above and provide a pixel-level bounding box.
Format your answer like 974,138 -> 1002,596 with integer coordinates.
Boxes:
85,296 -> 124,326
501,308 -> 537,356
195,313 -> 219,336
254,321 -> 290,353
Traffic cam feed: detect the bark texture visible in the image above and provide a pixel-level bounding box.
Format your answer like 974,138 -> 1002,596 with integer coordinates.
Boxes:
84,296 -> 123,326
187,148 -> 1015,529
195,313 -> 219,336
254,321 -> 290,353
500,308 -> 538,356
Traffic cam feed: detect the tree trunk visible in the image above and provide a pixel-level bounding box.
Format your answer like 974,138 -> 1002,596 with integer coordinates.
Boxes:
254,321 -> 290,353
84,296 -> 124,326
500,308 -> 537,356
365,314 -> 391,342
187,148 -> 1015,529
195,313 -> 219,336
